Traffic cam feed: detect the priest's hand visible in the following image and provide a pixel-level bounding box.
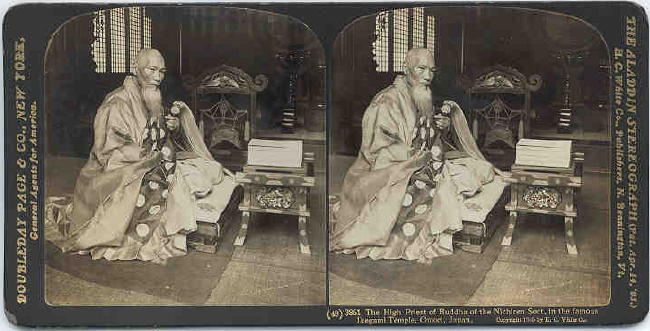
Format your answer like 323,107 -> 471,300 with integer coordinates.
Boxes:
171,101 -> 190,115
434,114 -> 450,130
442,100 -> 460,113
165,115 -> 179,131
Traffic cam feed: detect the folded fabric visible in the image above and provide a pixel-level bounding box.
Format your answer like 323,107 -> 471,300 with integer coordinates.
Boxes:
447,157 -> 495,197
460,176 -> 508,224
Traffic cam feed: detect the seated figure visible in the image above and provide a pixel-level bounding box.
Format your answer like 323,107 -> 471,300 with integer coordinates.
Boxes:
330,48 -> 506,263
46,49 -> 237,263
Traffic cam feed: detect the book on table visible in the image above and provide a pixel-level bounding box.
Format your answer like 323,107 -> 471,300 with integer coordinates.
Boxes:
515,139 -> 573,169
247,138 -> 303,168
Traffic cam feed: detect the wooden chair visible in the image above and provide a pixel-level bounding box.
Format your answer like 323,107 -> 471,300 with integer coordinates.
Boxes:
184,65 -> 268,170
466,65 -> 542,152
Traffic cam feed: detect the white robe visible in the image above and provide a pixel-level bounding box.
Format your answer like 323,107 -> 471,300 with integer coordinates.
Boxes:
45,76 -> 236,263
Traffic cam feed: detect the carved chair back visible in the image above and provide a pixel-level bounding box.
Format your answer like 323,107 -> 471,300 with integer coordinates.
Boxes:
185,65 -> 268,154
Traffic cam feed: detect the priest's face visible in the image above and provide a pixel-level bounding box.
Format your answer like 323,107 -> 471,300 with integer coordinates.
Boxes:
405,53 -> 435,87
136,52 -> 166,87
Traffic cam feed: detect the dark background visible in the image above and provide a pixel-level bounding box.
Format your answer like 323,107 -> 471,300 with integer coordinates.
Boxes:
332,6 -> 609,155
44,6 -> 325,157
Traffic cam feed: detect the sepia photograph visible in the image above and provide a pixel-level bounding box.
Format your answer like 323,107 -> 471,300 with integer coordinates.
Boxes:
2,1 -> 647,327
329,6 -> 611,306
42,5 -> 326,306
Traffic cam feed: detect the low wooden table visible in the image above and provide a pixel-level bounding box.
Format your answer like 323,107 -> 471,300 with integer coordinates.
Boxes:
233,159 -> 315,255
502,162 -> 583,255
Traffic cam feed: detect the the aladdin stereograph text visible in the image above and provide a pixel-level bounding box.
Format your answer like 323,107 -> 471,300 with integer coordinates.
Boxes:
613,14 -> 641,311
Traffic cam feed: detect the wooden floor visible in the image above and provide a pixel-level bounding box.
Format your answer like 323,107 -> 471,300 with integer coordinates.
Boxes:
46,150 -> 610,306
329,152 -> 611,306
45,156 -> 326,306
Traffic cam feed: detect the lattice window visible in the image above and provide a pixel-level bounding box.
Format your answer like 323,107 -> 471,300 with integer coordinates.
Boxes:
412,8 -> 425,48
128,7 -> 141,73
143,13 -> 151,49
110,8 -> 126,73
91,10 -> 107,73
392,8 -> 409,72
426,15 -> 435,60
372,12 -> 390,72
372,7 -> 436,73
91,7 -> 152,73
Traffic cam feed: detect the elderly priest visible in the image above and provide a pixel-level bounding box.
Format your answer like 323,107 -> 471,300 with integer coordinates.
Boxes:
330,48 -> 506,263
46,49 -> 237,263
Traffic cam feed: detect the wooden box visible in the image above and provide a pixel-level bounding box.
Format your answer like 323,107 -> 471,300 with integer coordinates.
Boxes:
187,221 -> 222,254
452,194 -> 506,253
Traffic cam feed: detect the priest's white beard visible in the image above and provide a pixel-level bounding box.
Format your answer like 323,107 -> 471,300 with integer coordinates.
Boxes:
141,85 -> 165,118
411,84 -> 433,115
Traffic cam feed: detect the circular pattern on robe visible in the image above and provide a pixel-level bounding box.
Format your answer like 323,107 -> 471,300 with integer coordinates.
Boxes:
161,146 -> 172,158
415,204 -> 428,214
159,128 -> 166,139
300,230 -> 307,236
173,235 -> 185,247
429,188 -> 436,198
170,105 -> 181,115
431,145 -> 442,158
414,180 -> 426,189
136,194 -> 146,207
148,205 -> 161,215
402,193 -> 413,207
402,222 -> 416,237
441,104 -> 452,114
149,181 -> 160,190
136,223 -> 150,237
161,189 -> 169,199
242,223 -> 248,230
432,161 -> 443,170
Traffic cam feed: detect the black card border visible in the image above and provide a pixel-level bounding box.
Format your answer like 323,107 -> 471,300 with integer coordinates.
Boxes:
2,1 -> 648,326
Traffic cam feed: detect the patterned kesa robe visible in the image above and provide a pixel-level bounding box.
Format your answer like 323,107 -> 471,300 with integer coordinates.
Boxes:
46,76 -> 237,263
330,75 -> 497,263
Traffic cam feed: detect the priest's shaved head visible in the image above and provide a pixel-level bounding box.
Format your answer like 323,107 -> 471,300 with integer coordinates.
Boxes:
403,48 -> 435,87
133,48 -> 166,87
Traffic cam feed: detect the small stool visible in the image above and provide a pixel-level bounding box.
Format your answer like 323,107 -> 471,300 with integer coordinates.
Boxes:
233,155 -> 315,255
502,156 -> 583,255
